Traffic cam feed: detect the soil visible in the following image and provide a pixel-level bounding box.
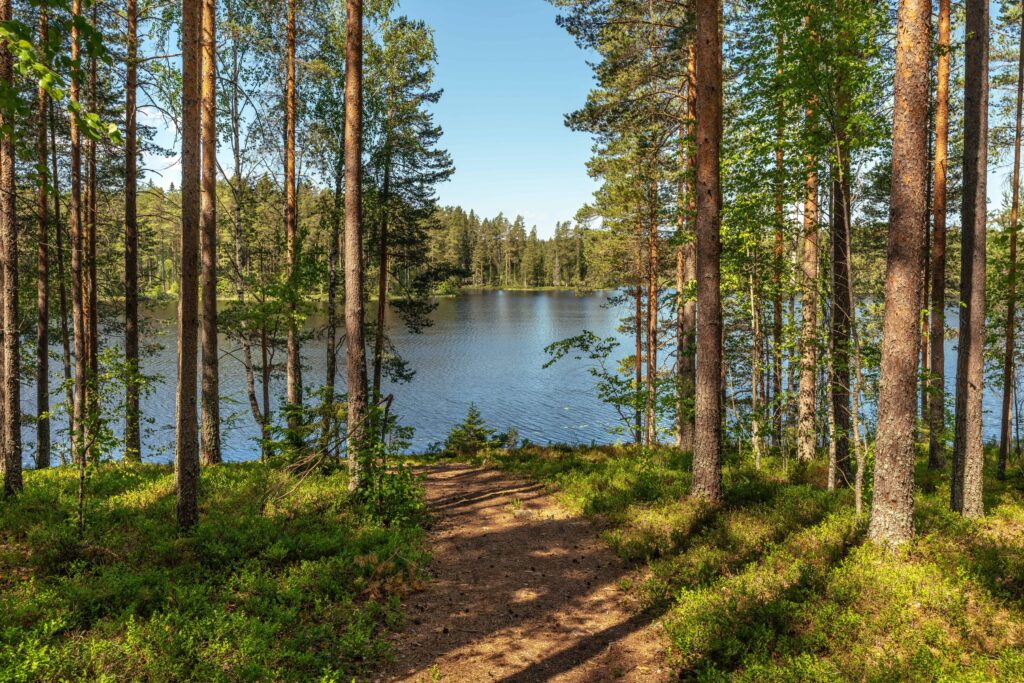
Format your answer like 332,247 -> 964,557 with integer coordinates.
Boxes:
377,463 -> 670,682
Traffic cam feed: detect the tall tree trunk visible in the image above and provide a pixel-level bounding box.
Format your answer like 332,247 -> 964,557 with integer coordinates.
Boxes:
285,0 -> 302,424
677,55 -> 696,452
831,153 -> 852,486
176,0 -> 202,530
200,0 -> 220,465
0,0 -> 19,493
772,35 -> 786,451
929,0 -> 950,471
69,0 -> 86,469
999,7 -> 1024,480
124,0 -> 141,462
50,101 -> 73,460
749,262 -> 763,468
868,0 -> 930,545
372,95 -> 394,405
635,228 -> 644,445
952,0 -> 989,518
327,153 -> 341,398
646,211 -> 658,445
691,0 -> 723,503
35,3 -> 50,470
86,10 -> 98,436
797,151 -> 818,463
344,0 -> 369,490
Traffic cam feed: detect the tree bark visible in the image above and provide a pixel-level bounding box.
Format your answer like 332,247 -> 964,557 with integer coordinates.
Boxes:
176,0 -> 202,530
797,150 -> 818,463
50,101 -> 73,462
691,0 -> 723,503
868,0 -> 930,545
372,93 -> 394,406
285,0 -> 302,424
929,0 -> 950,471
69,0 -> 86,469
200,0 -> 220,465
999,6 -> 1024,480
344,0 -> 369,490
831,155 -> 852,485
124,0 -> 141,462
952,0 -> 988,518
35,3 -> 50,470
0,0 -> 20,493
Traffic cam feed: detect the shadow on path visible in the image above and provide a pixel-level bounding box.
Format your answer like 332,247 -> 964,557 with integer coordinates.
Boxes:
377,464 -> 670,682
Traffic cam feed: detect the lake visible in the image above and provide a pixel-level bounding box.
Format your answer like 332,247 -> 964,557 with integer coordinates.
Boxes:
17,290 -> 1008,465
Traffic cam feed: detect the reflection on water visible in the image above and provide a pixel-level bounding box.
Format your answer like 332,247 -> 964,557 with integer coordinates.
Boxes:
17,292 -> 1006,465
21,291 -> 630,463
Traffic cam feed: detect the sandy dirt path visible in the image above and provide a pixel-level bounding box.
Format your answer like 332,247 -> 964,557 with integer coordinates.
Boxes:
377,463 -> 670,682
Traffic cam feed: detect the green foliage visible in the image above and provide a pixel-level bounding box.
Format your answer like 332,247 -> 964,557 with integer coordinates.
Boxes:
0,463 -> 427,681
442,404 -> 498,456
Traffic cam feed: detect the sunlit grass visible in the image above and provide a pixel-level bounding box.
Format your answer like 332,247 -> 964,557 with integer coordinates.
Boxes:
476,443 -> 1024,680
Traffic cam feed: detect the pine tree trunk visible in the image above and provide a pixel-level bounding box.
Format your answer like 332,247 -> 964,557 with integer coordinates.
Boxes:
35,3 -> 50,470
200,0 -> 221,465
929,0 -> 950,471
797,152 -> 818,463
327,154 -> 342,399
372,96 -> 394,405
124,0 -> 141,462
830,156 -> 852,485
0,0 -> 20,494
646,213 -> 658,446
999,7 -> 1024,480
285,0 -> 302,425
50,101 -> 73,461
69,0 -> 86,469
691,0 -> 723,503
344,0 -> 370,490
176,0 -> 202,530
952,0 -> 989,518
868,0 -> 930,545
635,229 -> 644,445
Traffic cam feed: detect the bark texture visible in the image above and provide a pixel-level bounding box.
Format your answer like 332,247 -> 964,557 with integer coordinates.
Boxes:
952,0 -> 988,519
200,0 -> 221,465
176,0 -> 202,530
124,0 -> 141,461
928,0 -> 950,471
344,0 -> 369,490
691,0 -> 723,503
867,0 -> 930,545
35,3 -> 50,470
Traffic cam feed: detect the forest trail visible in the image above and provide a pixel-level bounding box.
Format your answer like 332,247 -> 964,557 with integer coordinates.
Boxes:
377,463 -> 670,682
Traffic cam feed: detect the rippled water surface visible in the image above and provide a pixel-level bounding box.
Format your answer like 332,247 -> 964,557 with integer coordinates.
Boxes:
19,291 -> 1007,464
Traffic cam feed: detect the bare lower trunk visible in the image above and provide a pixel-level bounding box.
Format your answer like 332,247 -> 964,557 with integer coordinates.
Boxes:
200,0 -> 220,465
868,0 -> 930,545
344,0 -> 369,490
797,154 -> 818,463
831,158 -> 852,486
285,0 -> 302,425
0,0 -> 20,493
124,0 -> 141,461
999,7 -> 1024,480
176,0 -> 202,530
35,3 -> 50,470
929,0 -> 950,471
691,0 -> 723,503
952,0 -> 988,519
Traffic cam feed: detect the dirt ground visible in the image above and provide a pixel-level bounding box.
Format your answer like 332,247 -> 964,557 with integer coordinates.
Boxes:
376,463 -> 670,682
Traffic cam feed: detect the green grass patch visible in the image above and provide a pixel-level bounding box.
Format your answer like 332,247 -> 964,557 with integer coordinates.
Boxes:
0,462 -> 428,682
474,444 -> 1024,681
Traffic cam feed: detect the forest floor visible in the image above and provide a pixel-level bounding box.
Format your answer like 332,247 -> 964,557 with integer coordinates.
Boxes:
378,463 -> 671,682
384,445 -> 1024,681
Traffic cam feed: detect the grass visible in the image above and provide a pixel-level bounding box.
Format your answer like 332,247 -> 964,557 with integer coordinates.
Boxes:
0,461 -> 428,682
471,443 -> 1024,681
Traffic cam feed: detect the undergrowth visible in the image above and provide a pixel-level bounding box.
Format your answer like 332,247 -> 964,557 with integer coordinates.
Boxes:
0,461 -> 428,682
473,443 -> 1024,681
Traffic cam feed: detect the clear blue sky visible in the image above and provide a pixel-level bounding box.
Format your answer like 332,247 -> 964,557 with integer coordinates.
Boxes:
395,0 -> 598,237
144,1 -> 600,238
